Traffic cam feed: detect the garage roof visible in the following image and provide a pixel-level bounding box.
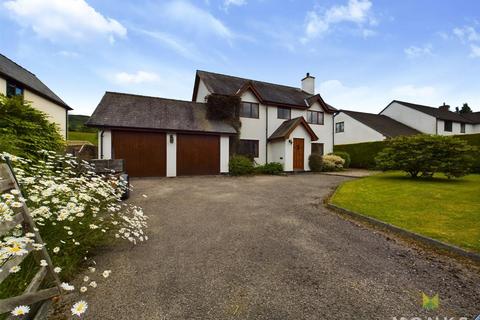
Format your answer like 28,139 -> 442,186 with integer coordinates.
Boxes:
87,92 -> 237,134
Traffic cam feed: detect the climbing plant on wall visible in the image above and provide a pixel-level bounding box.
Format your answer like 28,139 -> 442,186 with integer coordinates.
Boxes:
206,94 -> 241,154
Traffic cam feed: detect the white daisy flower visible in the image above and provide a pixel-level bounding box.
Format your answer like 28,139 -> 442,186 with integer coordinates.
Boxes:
83,276 -> 89,282
71,300 -> 88,316
53,267 -> 61,273
102,270 -> 111,278
60,282 -> 75,291
88,267 -> 96,273
40,260 -> 48,267
53,247 -> 60,253
89,281 -> 97,288
11,305 -> 30,316
9,266 -> 21,273
80,286 -> 87,293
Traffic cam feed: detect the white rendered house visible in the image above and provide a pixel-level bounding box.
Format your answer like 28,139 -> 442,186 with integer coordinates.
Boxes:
0,53 -> 71,138
89,71 -> 337,177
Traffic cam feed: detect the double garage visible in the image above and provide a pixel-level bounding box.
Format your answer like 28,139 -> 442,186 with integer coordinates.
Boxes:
87,92 -> 236,177
112,130 -> 222,177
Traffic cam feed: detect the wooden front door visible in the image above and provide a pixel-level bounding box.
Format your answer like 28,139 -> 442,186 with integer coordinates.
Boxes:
177,134 -> 220,176
112,130 -> 166,177
293,138 -> 304,170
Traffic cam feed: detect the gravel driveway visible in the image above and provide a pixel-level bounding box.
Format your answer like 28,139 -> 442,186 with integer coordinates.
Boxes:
68,174 -> 480,319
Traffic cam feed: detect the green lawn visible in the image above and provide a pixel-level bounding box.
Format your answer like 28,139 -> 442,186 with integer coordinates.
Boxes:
331,172 -> 480,253
68,131 -> 98,145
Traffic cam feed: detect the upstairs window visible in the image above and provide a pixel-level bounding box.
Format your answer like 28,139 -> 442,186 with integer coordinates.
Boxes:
6,81 -> 24,98
307,110 -> 324,125
238,139 -> 259,158
240,102 -> 259,119
335,122 -> 344,133
444,120 -> 452,132
460,123 -> 466,133
277,107 -> 291,119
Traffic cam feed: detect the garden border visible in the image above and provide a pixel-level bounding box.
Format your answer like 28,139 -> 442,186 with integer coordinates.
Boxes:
326,197 -> 480,264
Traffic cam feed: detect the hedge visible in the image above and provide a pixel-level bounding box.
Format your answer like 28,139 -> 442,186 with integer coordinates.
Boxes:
333,141 -> 386,169
334,133 -> 480,172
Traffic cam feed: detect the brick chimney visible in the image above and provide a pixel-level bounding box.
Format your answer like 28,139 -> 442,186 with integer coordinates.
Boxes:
439,102 -> 450,111
301,73 -> 315,95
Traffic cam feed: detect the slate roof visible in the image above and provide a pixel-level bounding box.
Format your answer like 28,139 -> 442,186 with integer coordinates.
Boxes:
460,112 -> 480,124
193,70 -> 336,112
0,53 -> 71,110
341,110 -> 421,138
268,117 -> 319,141
86,92 -> 237,134
391,100 -> 471,123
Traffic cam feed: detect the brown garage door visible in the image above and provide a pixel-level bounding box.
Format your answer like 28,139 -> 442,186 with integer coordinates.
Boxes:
112,130 -> 166,177
177,134 -> 220,176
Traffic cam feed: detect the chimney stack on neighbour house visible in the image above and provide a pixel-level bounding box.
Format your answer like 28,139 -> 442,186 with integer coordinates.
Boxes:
301,73 -> 315,95
439,102 -> 450,111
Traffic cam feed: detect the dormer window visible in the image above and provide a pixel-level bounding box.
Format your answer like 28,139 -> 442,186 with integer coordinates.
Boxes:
6,81 -> 24,98
307,110 -> 324,125
277,107 -> 291,119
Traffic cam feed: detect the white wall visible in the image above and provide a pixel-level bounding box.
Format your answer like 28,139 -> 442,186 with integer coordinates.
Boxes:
437,120 -> 475,135
238,90 -> 268,165
166,133 -> 177,177
24,89 -> 68,138
333,112 -> 385,145
268,140 -> 286,166
0,78 -> 6,95
98,129 -> 112,159
220,135 -> 229,173
195,79 -> 210,103
283,124 -> 312,171
380,102 -> 436,134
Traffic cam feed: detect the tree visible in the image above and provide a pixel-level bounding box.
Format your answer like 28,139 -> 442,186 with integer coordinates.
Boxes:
375,134 -> 477,178
456,103 -> 473,114
0,94 -> 64,159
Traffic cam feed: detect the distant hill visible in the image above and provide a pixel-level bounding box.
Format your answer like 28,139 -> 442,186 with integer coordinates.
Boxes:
68,115 -> 96,132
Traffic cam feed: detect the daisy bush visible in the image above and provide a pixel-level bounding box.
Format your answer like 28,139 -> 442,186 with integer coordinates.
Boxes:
0,151 -> 148,317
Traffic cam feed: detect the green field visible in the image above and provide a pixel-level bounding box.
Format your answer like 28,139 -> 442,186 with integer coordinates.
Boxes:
331,172 -> 480,253
68,131 -> 98,145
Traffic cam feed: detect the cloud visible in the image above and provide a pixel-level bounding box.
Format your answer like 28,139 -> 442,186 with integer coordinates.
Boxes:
470,45 -> 480,58
113,71 -> 159,85
303,0 -> 375,41
391,85 -> 436,99
404,45 -> 432,58
163,1 -> 232,39
224,0 -> 246,8
318,79 -> 384,111
137,29 -> 202,61
57,50 -> 80,58
3,0 -> 126,43
452,25 -> 480,58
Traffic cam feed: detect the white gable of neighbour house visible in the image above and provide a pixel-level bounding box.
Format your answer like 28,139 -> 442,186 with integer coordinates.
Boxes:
0,54 -> 71,138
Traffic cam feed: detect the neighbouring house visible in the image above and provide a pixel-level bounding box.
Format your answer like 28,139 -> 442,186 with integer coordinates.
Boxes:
0,53 -> 71,138
380,100 -> 479,136
334,110 -> 420,145
334,100 -> 480,145
88,70 -> 336,177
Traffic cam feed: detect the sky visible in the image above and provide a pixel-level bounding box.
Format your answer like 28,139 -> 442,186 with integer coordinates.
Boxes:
1,0 -> 480,115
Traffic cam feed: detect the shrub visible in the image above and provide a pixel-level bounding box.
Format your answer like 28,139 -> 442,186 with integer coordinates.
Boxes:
334,141 -> 387,168
455,133 -> 480,173
375,134 -> 477,178
308,153 -> 323,172
0,95 -> 65,159
255,162 -> 283,175
322,154 -> 345,171
229,155 -> 254,175
329,151 -> 351,168
0,151 -> 148,316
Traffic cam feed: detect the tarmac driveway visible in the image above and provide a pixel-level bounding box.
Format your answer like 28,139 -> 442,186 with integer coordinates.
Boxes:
76,175 -> 479,320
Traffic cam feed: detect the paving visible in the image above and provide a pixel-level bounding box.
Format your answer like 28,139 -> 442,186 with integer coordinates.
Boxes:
56,174 -> 480,320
